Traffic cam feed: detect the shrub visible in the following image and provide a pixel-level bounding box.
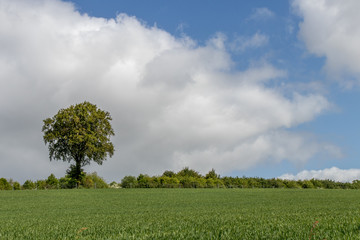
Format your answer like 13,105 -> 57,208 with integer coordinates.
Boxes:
177,167 -> 202,178
59,177 -> 76,189
121,176 -> 137,188
12,181 -> 21,190
162,170 -> 176,178
46,174 -> 59,189
0,178 -> 12,190
36,180 -> 47,190
82,172 -> 108,189
22,180 -> 36,190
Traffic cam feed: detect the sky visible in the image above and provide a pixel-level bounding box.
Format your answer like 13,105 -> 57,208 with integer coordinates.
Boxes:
1,0 -> 360,183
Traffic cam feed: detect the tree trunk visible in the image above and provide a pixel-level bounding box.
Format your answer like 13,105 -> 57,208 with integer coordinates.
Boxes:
75,159 -> 82,182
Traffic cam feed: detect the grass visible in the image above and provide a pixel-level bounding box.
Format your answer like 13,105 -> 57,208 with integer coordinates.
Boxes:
1,188 -> 360,239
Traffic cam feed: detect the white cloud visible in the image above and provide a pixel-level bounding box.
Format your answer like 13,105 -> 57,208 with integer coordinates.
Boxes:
293,0 -> 360,86
0,0 -> 337,182
230,32 -> 269,52
249,8 -> 275,21
279,167 -> 360,183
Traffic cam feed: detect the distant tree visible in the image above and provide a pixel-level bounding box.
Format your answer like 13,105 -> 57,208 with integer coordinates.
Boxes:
81,175 -> 94,188
162,170 -> 176,178
12,181 -> 21,190
137,174 -> 153,188
0,178 -> 12,190
46,174 -> 59,189
205,169 -> 220,179
283,180 -> 300,189
352,180 -> 360,189
177,167 -> 202,178
59,177 -> 75,189
206,178 -> 216,188
42,101 -> 115,183
121,176 -> 137,188
22,180 -> 36,190
36,180 -> 47,190
299,180 -> 314,189
310,179 -> 323,189
82,172 -> 108,189
322,179 -> 337,189
7,179 -> 20,190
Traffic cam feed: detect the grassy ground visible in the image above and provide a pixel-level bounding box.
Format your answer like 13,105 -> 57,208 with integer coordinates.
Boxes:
0,188 -> 360,239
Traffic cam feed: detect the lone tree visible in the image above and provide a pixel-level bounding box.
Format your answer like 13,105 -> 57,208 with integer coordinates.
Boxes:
42,101 -> 114,182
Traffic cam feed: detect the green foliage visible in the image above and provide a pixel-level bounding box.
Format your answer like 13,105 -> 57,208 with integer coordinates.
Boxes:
12,181 -> 21,190
159,176 -> 180,188
66,164 -> 86,184
81,172 -> 108,189
0,178 -> 12,190
205,168 -> 220,179
46,174 -> 59,189
22,180 -> 36,190
137,174 -> 153,188
1,189 -> 360,239
2,168 -> 360,191
121,176 -> 137,188
299,180 -> 315,189
36,180 -> 47,190
162,170 -> 176,178
177,167 -> 202,178
59,177 -> 76,189
42,101 -> 115,181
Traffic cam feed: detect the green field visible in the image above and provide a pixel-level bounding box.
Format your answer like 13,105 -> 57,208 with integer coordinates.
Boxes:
1,189 -> 360,239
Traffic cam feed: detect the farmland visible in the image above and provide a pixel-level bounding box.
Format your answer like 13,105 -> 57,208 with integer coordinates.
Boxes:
1,189 -> 360,239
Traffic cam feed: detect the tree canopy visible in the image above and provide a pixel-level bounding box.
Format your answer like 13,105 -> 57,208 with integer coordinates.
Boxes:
42,101 -> 114,182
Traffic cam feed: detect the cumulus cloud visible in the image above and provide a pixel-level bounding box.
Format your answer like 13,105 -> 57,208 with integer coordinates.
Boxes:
248,8 -> 275,21
230,32 -> 269,52
293,0 -> 360,86
0,0 -> 337,181
279,167 -> 360,183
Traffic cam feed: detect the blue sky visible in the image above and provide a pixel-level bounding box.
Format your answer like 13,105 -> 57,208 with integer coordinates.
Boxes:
1,0 -> 360,182
63,0 -> 360,178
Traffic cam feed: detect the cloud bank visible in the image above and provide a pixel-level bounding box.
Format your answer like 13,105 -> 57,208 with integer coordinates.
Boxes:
0,0 -> 339,181
294,0 -> 360,86
279,167 -> 360,183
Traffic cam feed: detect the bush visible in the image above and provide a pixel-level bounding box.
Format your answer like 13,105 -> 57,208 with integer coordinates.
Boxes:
137,174 -> 154,188
81,175 -> 94,188
36,180 -> 47,190
162,170 -> 176,178
205,169 -> 220,179
59,177 -> 76,189
121,176 -> 137,188
46,174 -> 59,189
82,172 -> 108,189
0,178 -> 12,190
177,167 -> 202,178
12,181 -> 21,190
22,180 -> 36,190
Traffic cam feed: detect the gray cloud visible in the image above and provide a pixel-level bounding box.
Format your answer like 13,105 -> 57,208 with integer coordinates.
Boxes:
0,0 -> 338,182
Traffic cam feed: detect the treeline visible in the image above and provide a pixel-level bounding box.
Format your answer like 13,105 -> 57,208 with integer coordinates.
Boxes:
0,172 -> 109,190
2,167 -> 360,190
120,168 -> 360,189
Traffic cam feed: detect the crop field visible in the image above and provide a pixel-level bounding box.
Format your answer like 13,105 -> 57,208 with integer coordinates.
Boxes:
1,189 -> 360,239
